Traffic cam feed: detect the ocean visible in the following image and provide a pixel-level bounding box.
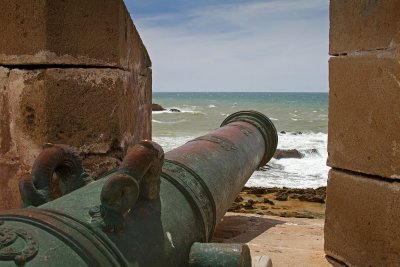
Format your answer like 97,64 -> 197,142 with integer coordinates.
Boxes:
152,92 -> 328,189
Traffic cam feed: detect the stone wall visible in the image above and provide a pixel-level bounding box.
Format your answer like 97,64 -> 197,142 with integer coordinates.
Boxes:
0,0 -> 152,211
326,1 -> 400,266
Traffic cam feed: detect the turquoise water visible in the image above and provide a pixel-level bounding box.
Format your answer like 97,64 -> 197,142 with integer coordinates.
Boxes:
152,92 -> 329,188
152,92 -> 328,136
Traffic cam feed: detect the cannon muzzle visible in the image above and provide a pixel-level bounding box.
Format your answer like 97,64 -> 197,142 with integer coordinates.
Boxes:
0,111 -> 277,267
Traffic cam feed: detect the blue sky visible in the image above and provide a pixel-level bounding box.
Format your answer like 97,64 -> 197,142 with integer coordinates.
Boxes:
123,0 -> 329,92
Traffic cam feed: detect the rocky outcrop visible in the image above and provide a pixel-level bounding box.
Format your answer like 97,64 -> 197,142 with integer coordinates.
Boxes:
152,103 -> 166,111
229,187 -> 326,219
151,104 -> 182,113
0,0 -> 151,211
273,149 -> 303,159
279,131 -> 303,135
273,148 -> 320,159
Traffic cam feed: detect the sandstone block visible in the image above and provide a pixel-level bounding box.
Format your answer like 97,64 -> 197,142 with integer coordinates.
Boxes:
328,55 -> 400,179
325,169 -> 400,266
0,67 -> 26,210
0,67 -> 151,210
0,162 -> 25,210
0,67 -> 11,155
0,0 -> 150,70
330,0 -> 400,55
8,67 -> 151,158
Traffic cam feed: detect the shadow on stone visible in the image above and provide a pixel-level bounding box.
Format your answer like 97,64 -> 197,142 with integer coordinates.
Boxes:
212,214 -> 285,243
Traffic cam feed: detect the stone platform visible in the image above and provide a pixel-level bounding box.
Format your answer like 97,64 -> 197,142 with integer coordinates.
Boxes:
214,212 -> 332,267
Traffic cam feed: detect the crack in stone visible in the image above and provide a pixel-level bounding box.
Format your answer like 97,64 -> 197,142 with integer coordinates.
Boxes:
389,72 -> 400,88
330,41 -> 399,58
0,64 -> 125,71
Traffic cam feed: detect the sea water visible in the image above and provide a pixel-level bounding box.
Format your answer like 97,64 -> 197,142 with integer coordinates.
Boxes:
152,92 -> 328,189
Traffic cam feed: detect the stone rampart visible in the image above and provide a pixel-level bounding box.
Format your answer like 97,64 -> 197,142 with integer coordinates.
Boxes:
0,0 -> 151,210
326,1 -> 400,265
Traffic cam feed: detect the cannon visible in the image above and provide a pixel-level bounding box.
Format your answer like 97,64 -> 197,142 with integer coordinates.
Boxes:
0,111 -> 277,267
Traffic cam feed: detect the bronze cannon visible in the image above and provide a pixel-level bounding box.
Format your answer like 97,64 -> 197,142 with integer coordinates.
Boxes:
0,111 -> 277,267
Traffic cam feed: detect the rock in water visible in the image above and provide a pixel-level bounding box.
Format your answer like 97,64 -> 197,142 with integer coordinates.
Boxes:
301,148 -> 321,157
152,103 -> 165,111
169,108 -> 181,112
273,149 -> 304,159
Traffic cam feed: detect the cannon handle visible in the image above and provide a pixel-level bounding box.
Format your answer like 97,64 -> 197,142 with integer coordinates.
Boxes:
19,144 -> 92,207
99,140 -> 164,232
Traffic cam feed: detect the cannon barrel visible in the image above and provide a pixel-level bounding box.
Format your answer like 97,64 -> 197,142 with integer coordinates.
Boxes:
0,111 -> 277,267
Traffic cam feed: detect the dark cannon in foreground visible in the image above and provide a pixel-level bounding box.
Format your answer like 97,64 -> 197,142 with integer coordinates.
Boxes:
0,111 -> 277,267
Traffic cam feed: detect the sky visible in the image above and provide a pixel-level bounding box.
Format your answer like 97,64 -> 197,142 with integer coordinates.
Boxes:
123,0 -> 329,92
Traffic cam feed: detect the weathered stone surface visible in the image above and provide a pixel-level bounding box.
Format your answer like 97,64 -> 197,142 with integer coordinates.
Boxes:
9,67 -> 150,156
213,213 -> 330,267
328,55 -> 400,179
0,67 -> 11,155
325,169 -> 400,266
0,0 -> 150,70
0,162 -> 26,210
330,0 -> 400,55
0,67 -> 151,210
0,67 -> 25,209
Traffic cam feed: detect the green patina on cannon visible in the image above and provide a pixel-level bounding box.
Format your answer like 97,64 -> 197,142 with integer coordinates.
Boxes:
0,111 -> 277,267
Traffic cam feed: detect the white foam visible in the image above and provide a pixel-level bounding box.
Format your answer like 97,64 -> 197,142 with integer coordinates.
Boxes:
246,132 -> 328,188
152,107 -> 206,115
152,119 -> 187,124
153,136 -> 195,151
152,110 -> 171,114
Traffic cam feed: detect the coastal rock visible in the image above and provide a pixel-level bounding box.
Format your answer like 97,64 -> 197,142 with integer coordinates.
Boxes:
298,194 -> 325,203
280,211 -> 314,219
275,193 -> 289,201
169,108 -> 181,113
244,199 -> 254,209
273,149 -> 304,159
152,103 -> 165,111
234,195 -> 244,202
228,202 -> 242,212
257,165 -> 270,171
279,131 -> 304,135
246,187 -> 267,194
230,186 -> 327,219
304,148 -> 320,156
263,198 -> 275,205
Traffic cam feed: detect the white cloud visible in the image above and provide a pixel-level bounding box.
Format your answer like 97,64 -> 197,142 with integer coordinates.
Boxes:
132,0 -> 329,92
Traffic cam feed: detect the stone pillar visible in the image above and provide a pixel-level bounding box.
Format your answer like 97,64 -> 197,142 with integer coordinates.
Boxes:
0,0 -> 152,211
326,1 -> 400,266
